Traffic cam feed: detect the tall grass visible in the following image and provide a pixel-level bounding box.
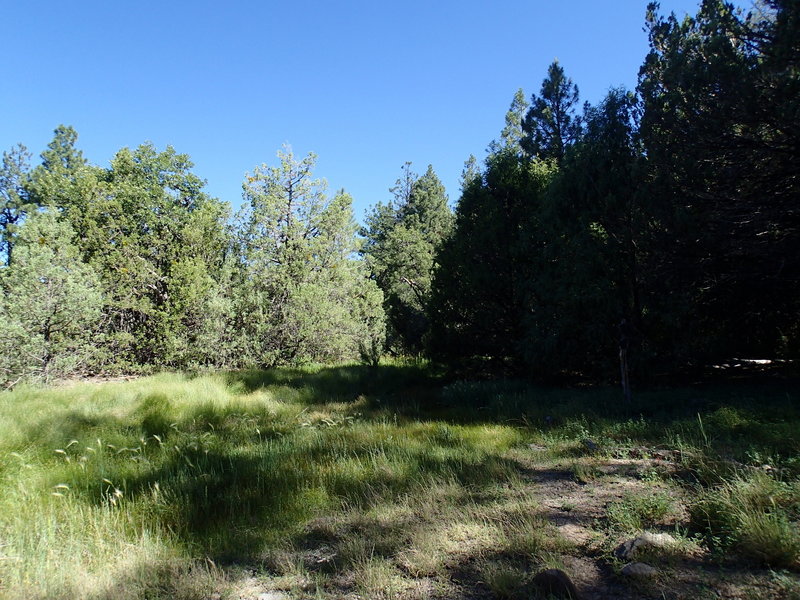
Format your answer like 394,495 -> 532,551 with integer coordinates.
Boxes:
690,470 -> 800,568
0,365 -> 524,598
0,365 -> 797,598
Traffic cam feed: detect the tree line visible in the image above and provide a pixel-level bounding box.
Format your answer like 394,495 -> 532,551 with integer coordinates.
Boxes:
1,0 -> 797,387
0,139 -> 385,383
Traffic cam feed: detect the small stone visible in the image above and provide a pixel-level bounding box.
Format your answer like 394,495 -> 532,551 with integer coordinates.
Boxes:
257,593 -> 290,600
614,532 -> 677,560
532,568 -> 580,599
581,438 -> 599,453
208,594 -> 222,600
620,562 -> 658,578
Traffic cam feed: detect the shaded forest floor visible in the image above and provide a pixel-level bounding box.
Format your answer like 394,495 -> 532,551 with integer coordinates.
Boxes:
0,363 -> 798,599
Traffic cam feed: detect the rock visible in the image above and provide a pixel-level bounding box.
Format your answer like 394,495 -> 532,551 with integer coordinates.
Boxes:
208,594 -> 222,600
257,593 -> 289,600
532,568 -> 580,599
620,562 -> 658,578
581,438 -> 599,453
614,532 -> 677,560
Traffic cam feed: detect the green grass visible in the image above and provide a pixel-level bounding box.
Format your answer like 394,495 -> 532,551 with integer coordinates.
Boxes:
690,470 -> 800,568
606,489 -> 676,532
0,363 -> 798,598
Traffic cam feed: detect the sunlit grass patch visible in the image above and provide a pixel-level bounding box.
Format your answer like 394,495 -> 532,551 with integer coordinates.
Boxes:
606,489 -> 676,533
0,490 -> 202,600
398,519 -> 503,576
690,470 -> 800,568
481,560 -> 528,599
353,555 -> 410,600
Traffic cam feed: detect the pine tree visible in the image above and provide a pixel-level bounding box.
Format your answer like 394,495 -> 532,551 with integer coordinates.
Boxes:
521,61 -> 581,163
0,144 -> 34,266
361,163 -> 452,354
639,0 -> 800,360
0,211 -> 103,385
490,89 -> 529,156
429,149 -> 554,371
236,147 -> 384,365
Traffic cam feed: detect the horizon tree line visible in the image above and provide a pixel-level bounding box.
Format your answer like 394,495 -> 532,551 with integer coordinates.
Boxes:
1,0 -> 797,389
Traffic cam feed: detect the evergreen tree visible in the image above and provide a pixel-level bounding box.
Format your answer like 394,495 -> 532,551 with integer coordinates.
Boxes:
489,89 -> 529,156
521,61 -> 582,163
29,131 -> 232,370
361,163 -> 452,354
235,147 -> 384,366
27,125 -> 91,211
429,149 -> 554,371
0,144 -> 34,266
96,143 -> 230,368
524,89 -> 657,388
460,155 -> 481,190
639,0 -> 800,360
0,211 -> 103,385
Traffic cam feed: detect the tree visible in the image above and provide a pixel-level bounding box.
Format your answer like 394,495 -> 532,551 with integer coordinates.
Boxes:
0,144 -> 34,266
30,134 -> 232,370
27,125 -> 90,210
95,143 -> 231,368
235,147 -> 384,366
523,89 -> 657,390
521,61 -> 582,163
429,149 -> 554,371
460,154 -> 481,190
490,89 -> 529,157
0,210 -> 103,385
638,0 -> 800,361
361,163 -> 452,354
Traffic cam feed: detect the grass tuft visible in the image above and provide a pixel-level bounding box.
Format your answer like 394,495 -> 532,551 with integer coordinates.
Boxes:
690,470 -> 800,568
606,490 -> 675,532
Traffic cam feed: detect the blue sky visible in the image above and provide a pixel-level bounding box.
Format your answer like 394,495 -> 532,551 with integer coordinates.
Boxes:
3,0 -> 735,222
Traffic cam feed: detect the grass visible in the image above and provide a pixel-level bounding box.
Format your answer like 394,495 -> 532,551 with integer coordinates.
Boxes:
606,489 -> 676,532
0,363 -> 798,599
481,561 -> 527,598
690,470 -> 800,568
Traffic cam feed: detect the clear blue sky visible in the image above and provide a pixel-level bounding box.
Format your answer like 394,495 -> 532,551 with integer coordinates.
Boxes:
2,0 -> 739,222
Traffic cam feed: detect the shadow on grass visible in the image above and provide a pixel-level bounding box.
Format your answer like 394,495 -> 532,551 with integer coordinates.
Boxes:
223,362 -> 439,400
27,400 -> 526,565
222,364 -> 799,437
9,365 -> 800,600
115,440 -> 524,561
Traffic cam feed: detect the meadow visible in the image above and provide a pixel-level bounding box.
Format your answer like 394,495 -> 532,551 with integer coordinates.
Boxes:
0,363 -> 798,599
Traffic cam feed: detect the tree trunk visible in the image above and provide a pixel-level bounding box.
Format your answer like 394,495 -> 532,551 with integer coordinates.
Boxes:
619,318 -> 633,403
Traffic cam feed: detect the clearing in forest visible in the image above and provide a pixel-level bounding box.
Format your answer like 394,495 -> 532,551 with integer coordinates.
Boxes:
0,364 -> 798,599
